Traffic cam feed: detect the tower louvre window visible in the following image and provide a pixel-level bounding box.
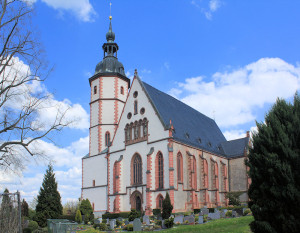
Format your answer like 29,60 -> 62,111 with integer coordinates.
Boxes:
121,86 -> 124,95
94,86 -> 97,94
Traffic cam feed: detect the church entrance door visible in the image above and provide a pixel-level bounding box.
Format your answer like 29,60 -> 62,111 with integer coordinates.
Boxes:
136,195 -> 141,212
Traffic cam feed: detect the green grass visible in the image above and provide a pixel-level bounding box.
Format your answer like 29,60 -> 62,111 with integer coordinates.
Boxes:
73,216 -> 253,232
164,216 -> 253,233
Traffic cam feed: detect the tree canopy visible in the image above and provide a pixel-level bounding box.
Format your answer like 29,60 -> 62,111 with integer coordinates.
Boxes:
35,164 -> 62,227
247,93 -> 300,233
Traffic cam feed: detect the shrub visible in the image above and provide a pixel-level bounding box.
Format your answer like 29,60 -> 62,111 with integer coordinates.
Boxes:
154,225 -> 161,230
156,220 -> 162,226
162,193 -> 173,219
208,208 -> 215,213
23,228 -> 32,233
164,217 -> 174,228
184,220 -> 189,224
99,223 -> 107,231
28,221 -> 38,231
102,218 -> 107,224
195,216 -> 199,222
125,224 -> 133,231
93,223 -> 99,229
116,219 -> 122,227
75,210 -> 82,224
102,212 -> 131,219
128,209 -> 139,221
203,216 -> 208,223
225,191 -> 243,206
225,210 -> 232,217
152,208 -> 161,216
243,208 -> 251,216
193,209 -> 200,214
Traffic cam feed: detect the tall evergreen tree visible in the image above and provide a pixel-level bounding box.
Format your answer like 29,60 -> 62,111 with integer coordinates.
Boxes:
21,199 -> 29,217
79,199 -> 93,224
162,192 -> 173,219
35,164 -> 63,227
247,94 -> 300,233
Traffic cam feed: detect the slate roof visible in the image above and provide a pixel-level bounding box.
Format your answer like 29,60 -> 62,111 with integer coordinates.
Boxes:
141,80 -> 249,158
220,137 -> 249,158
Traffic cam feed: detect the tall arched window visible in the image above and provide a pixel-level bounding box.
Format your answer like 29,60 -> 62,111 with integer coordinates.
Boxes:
132,154 -> 142,185
177,153 -> 183,183
113,162 -> 119,193
134,100 -> 138,114
105,131 -> 110,146
202,158 -> 208,188
156,152 -> 164,189
142,118 -> 148,138
156,194 -> 164,209
192,156 -> 197,189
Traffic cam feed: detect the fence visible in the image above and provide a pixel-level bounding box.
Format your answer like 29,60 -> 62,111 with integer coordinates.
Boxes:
0,191 -> 22,233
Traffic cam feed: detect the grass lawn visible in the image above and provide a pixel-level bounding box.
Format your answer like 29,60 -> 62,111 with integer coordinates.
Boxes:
74,216 -> 253,232
165,216 -> 253,233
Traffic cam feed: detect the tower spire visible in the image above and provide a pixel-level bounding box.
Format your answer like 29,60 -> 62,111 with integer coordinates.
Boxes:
106,1 -> 115,42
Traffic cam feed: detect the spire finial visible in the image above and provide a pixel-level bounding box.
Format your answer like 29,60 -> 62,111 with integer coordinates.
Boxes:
109,2 -> 112,20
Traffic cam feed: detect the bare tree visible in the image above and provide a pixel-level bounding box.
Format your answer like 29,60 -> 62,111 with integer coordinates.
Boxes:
0,0 -> 70,172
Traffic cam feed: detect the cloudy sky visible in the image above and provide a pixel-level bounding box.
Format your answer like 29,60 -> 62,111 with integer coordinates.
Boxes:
1,0 -> 300,205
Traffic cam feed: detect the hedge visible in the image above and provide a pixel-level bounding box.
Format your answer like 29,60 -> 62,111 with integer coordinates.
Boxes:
102,212 -> 131,219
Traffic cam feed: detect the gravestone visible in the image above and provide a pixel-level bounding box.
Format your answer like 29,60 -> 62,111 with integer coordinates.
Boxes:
143,215 -> 150,225
133,218 -> 142,232
208,212 -> 220,220
174,215 -> 184,224
223,209 -> 228,213
125,220 -> 129,225
198,216 -> 204,224
220,211 -> 226,218
129,221 -> 133,225
232,210 -> 237,218
183,215 -> 195,224
161,220 -> 167,229
109,219 -> 116,229
235,208 -> 243,216
199,210 -> 204,216
201,208 -> 209,215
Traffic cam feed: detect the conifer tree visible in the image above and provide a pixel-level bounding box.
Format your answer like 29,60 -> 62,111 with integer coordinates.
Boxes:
35,164 -> 63,227
247,94 -> 300,233
162,192 -> 173,219
21,199 -> 29,217
79,199 -> 93,224
75,209 -> 82,224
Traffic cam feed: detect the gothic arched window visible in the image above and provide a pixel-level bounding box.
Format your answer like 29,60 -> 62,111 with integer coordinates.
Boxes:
156,194 -> 164,209
156,152 -> 164,189
143,118 -> 148,138
192,156 -> 197,189
105,131 -> 110,147
132,154 -> 142,185
113,162 -> 119,193
177,153 -> 183,183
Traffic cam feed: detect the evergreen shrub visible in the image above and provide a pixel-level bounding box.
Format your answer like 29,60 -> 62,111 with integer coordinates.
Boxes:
164,217 -> 174,228
193,209 -> 200,214
162,193 -> 173,219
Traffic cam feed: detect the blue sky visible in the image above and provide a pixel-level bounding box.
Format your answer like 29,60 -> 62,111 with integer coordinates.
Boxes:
1,0 -> 300,205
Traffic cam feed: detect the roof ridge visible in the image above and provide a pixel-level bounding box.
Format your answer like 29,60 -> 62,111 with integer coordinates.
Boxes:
142,81 -> 216,123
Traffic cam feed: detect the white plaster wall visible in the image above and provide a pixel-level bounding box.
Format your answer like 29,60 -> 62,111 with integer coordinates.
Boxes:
90,127 -> 98,156
83,154 -> 107,187
102,77 -> 115,98
101,101 -> 115,124
110,77 -> 169,153
82,186 -> 107,212
90,102 -> 99,127
90,79 -> 100,102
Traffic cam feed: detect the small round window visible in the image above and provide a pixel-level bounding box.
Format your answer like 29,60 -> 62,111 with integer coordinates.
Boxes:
140,107 -> 145,115
127,112 -> 132,119
133,91 -> 138,98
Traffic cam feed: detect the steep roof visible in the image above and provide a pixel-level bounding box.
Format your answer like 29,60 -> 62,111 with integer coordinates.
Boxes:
141,80 -> 248,157
220,137 -> 249,158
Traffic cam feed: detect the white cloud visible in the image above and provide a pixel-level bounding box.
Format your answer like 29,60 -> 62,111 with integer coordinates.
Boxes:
223,129 -> 246,141
40,0 -> 96,22
191,0 -> 222,20
141,69 -> 151,74
169,58 -> 300,128
1,56 -> 89,130
0,136 -> 89,203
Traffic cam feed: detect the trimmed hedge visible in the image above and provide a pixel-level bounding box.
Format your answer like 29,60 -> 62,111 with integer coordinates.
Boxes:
194,209 -> 201,214
59,214 -> 76,221
102,212 -> 131,219
152,209 -> 161,216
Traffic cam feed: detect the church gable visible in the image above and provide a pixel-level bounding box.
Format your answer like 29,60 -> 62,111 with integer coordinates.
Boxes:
110,74 -> 169,152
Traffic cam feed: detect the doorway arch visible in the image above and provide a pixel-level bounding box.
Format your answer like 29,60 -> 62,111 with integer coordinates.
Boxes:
130,191 -> 143,212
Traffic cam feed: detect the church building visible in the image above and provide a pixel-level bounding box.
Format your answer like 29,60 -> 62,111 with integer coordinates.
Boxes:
82,18 -> 250,217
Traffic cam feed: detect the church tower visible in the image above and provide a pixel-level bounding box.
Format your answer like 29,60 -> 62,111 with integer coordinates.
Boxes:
89,17 -> 130,156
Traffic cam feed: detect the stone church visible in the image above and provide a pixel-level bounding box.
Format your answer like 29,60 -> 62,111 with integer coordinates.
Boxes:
82,19 -> 250,217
